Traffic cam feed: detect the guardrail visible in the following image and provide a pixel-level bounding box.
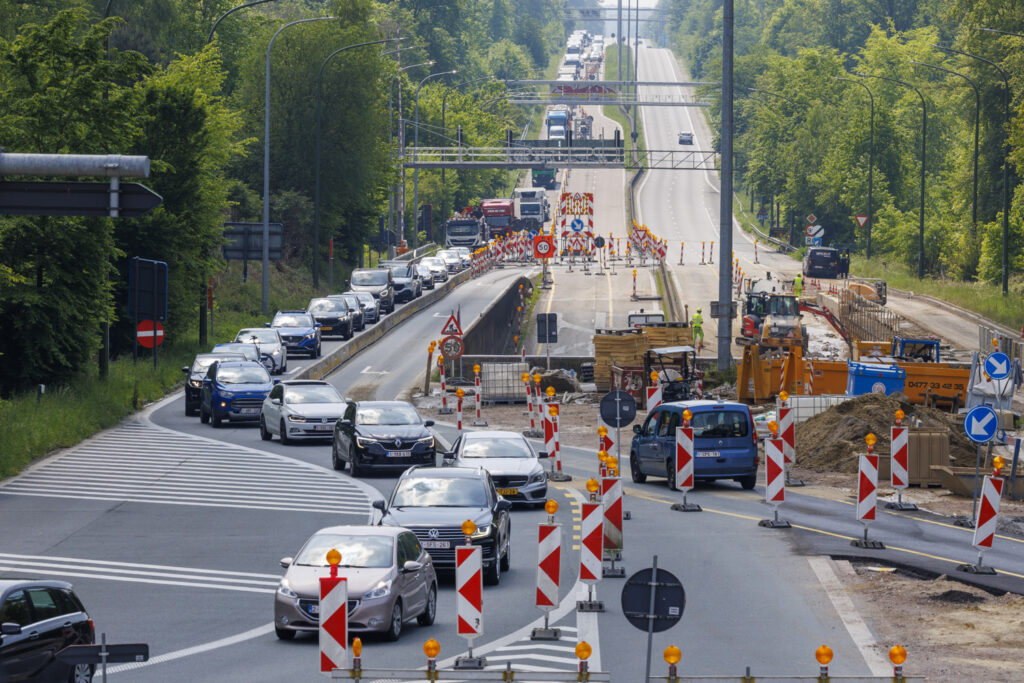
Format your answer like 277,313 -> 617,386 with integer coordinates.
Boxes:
395,242 -> 437,261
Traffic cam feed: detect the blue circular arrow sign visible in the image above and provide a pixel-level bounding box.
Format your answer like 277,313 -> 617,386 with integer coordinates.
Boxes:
570,218 -> 584,232
964,404 -> 999,444
984,351 -> 1011,381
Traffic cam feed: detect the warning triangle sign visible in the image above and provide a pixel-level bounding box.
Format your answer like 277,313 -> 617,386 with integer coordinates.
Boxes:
855,215 -> 869,228
441,313 -> 463,336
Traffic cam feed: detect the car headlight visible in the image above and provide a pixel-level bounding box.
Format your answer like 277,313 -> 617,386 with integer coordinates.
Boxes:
287,415 -> 308,423
272,348 -> 281,356
355,436 -> 377,448
471,524 -> 492,539
417,435 -> 435,447
304,332 -> 316,339
278,583 -> 298,599
363,579 -> 392,600
527,471 -> 546,485
219,390 -> 235,398
188,379 -> 202,388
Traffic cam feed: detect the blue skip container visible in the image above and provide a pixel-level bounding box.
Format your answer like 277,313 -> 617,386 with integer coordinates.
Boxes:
845,360 -> 906,396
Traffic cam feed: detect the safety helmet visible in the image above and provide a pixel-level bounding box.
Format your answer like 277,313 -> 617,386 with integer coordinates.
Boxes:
696,308 -> 702,313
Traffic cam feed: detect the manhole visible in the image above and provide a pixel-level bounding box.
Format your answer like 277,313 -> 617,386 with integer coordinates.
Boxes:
928,589 -> 986,604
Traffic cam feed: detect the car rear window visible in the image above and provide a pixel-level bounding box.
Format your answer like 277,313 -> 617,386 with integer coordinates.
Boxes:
351,270 -> 388,286
691,410 -> 749,438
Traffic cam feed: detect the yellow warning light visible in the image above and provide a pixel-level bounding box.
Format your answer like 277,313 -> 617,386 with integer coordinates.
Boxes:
889,645 -> 907,665
549,404 -> 559,416
575,641 -> 592,661
546,386 -> 556,397
423,638 -> 441,659
519,284 -> 523,289
598,425 -> 608,437
993,455 -> 1005,471
429,341 -> 436,351
544,499 -> 559,515
522,373 -> 530,383
437,355 -> 445,365
473,364 -> 481,374
865,433 -> 877,447
815,645 -> 833,665
606,456 -> 618,471
632,269 -> 637,277
650,371 -> 659,382
768,420 -> 779,435
992,338 -> 1000,348
598,450 -> 608,462
456,388 -> 465,399
533,373 -> 542,384
517,306 -> 522,312
682,409 -> 692,422
586,478 -> 600,493
352,637 -> 362,657
779,390 -> 789,403
663,645 -> 682,665
461,520 -> 477,536
326,548 -> 341,566
895,409 -> 905,422
514,336 -> 519,343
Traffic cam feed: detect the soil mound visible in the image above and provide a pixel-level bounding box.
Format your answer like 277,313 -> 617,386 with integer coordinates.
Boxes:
794,392 -> 975,473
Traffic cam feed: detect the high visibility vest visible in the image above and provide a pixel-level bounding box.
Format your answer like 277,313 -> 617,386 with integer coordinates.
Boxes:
691,313 -> 703,327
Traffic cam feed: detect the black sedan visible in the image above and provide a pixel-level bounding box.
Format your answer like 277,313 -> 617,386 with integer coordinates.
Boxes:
307,297 -> 354,340
330,293 -> 365,331
415,263 -> 436,290
331,401 -> 436,476
374,466 -> 512,585
182,352 -> 245,415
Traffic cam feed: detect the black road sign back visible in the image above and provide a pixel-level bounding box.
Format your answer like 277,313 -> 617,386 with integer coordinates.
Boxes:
599,390 -> 637,428
0,181 -> 162,217
621,566 -> 685,633
56,642 -> 149,665
128,257 -> 168,321
536,313 -> 558,344
222,222 -> 283,261
594,236 -> 606,248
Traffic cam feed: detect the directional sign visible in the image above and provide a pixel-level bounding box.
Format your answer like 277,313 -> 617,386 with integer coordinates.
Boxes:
137,320 -> 165,349
441,313 -> 463,337
812,237 -> 822,247
594,236 -> 606,249
984,352 -> 1011,381
56,643 -> 149,666
222,222 -> 284,261
964,404 -> 999,444
855,215 -> 869,228
0,181 -> 162,217
806,224 -> 824,238
570,218 -> 584,232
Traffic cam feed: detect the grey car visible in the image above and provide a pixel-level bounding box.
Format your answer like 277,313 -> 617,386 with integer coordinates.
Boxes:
234,328 -> 287,374
349,268 -> 395,314
274,525 -> 437,642
350,291 -> 380,324
420,257 -> 448,283
443,430 -> 549,507
259,380 -> 345,443
415,263 -> 436,290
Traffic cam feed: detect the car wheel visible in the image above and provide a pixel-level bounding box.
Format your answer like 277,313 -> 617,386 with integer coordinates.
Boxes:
185,402 -> 196,417
484,555 -> 501,586
69,663 -> 93,683
211,411 -> 222,428
280,420 -> 289,445
630,453 -> 646,483
500,531 -> 511,572
417,584 -> 437,626
331,444 -> 345,471
383,600 -> 403,642
665,458 -> 676,490
259,416 -> 272,441
739,475 -> 757,490
349,446 -> 361,477
314,343 -> 321,358
199,404 -> 209,424
275,626 -> 295,641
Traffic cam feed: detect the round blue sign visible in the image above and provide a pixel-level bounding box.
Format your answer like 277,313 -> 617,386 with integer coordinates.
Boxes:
570,218 -> 584,232
964,404 -> 999,444
984,351 -> 1011,381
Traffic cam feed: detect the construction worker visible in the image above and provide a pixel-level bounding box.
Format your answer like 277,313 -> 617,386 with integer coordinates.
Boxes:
691,308 -> 704,352
793,273 -> 803,298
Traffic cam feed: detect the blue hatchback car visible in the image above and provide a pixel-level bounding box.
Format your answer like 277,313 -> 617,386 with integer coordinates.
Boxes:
200,360 -> 276,427
629,400 -> 759,490
268,310 -> 321,358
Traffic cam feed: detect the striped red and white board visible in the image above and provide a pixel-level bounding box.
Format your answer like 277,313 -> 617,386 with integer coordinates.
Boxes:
598,417 -> 615,455
857,453 -> 878,522
972,476 -> 1004,550
601,477 -> 623,553
456,545 -> 483,640
890,425 -> 909,490
646,384 -> 663,410
764,437 -> 785,505
535,523 -> 561,610
543,409 -> 555,455
778,406 -> 795,465
675,426 -> 694,492
579,501 -> 603,583
319,575 -> 349,674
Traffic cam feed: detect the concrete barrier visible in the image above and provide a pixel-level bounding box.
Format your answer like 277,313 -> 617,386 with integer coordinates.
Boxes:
462,275 -> 534,356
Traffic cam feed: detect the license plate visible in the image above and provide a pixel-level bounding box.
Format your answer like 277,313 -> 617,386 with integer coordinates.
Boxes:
308,604 -> 319,615
313,424 -> 332,431
321,326 -> 332,332
239,408 -> 259,415
697,451 -> 720,458
421,540 -> 450,550
497,488 -> 518,496
387,450 -> 411,458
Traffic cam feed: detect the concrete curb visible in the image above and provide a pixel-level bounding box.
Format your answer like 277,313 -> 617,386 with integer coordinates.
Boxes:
295,269 -> 473,381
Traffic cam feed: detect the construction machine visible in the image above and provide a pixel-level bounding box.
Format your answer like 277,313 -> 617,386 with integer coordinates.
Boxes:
736,275 -> 807,354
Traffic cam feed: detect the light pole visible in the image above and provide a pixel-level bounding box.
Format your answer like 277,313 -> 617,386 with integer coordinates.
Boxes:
835,76 -> 874,258
909,61 -> 981,246
854,72 -> 928,279
207,0 -> 279,44
411,69 -> 457,250
717,0 -> 734,371
313,38 -> 399,289
389,61 -> 434,246
262,16 -> 334,315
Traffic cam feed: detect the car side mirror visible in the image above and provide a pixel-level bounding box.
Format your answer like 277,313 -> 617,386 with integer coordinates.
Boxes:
495,499 -> 513,512
181,366 -> 189,373
372,499 -> 386,512
423,419 -> 435,427
263,322 -> 271,328
273,379 -> 281,385
279,557 -> 293,569
1,623 -> 22,636
272,397 -> 282,404
203,378 -> 212,384
339,419 -> 352,429
402,560 -> 423,573
538,451 -> 549,459
314,322 -> 321,327
633,424 -> 642,434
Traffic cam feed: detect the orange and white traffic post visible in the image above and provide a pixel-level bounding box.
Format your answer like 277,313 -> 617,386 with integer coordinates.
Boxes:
886,409 -> 917,511
646,371 -> 663,410
759,421 -> 791,528
852,433 -> 884,548
678,241 -> 685,265
709,240 -> 714,264
578,478 -> 605,612
601,461 -> 625,577
548,403 -> 570,482
754,239 -> 759,263
960,455 -> 1007,575
671,408 -> 701,512
522,372 -> 542,437
472,364 -> 487,426
438,354 -> 452,415
531,500 -> 562,640
777,391 -> 804,487
455,520 -> 485,669
455,388 -> 465,433
319,548 -> 350,675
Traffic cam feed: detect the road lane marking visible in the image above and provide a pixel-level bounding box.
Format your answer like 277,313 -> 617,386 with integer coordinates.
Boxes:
0,553 -> 279,579
0,564 -> 276,594
107,623 -> 275,675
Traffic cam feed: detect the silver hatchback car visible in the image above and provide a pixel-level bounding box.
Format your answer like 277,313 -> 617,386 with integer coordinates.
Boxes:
259,380 -> 345,443
274,526 -> 437,642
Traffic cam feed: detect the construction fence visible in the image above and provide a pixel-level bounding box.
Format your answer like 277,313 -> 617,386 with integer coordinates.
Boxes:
836,289 -> 901,343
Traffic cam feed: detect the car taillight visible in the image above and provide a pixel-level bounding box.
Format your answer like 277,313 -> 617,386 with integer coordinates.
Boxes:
87,619 -> 95,635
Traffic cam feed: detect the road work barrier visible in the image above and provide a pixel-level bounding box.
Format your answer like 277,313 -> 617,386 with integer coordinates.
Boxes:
439,356 -> 452,414
547,403 -> 570,482
646,370 -> 663,409
319,549 -> 350,674
455,522 -> 485,669
759,422 -> 790,528
601,473 -> 625,577
886,410 -> 918,512
959,455 -> 1007,574
852,434 -> 885,549
671,409 -> 701,512
531,500 -> 561,640
472,365 -> 487,426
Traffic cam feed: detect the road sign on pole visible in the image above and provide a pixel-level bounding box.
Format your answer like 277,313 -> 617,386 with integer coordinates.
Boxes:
984,352 -> 1011,381
964,404 -> 999,444
0,180 -> 162,217
855,215 -> 869,228
136,321 -> 164,348
621,557 -> 685,683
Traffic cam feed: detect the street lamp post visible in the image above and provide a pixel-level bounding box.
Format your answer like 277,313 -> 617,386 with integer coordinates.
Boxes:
717,0 -> 734,371
854,72 -> 928,279
262,16 -> 334,315
411,69 -> 457,250
389,61 -> 433,248
935,43 -> 1013,295
207,0 -> 279,44
834,76 -> 874,259
313,38 -> 399,289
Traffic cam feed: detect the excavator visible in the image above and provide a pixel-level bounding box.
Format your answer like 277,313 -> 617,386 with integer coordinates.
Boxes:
736,275 -> 807,354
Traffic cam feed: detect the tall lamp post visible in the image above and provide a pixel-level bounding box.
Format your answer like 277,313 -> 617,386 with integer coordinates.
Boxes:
834,76 -> 875,259
411,69 -> 457,250
854,72 -> 928,279
313,37 -> 400,289
262,16 -> 334,314
935,43 -> 1013,295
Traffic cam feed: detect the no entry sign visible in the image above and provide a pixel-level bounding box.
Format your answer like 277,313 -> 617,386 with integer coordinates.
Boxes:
137,320 -> 165,348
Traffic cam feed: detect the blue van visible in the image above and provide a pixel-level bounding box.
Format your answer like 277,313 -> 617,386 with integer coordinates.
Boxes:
629,400 -> 759,490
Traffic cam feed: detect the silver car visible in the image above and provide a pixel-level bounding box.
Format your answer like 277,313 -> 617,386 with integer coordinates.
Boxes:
443,430 -> 549,506
350,291 -> 379,324
259,380 -> 345,443
451,247 -> 473,269
274,525 -> 437,642
436,250 -> 462,272
420,257 -> 448,282
235,328 -> 287,374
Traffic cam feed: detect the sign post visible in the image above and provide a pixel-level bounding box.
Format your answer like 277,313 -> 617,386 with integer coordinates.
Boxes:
620,557 -> 685,683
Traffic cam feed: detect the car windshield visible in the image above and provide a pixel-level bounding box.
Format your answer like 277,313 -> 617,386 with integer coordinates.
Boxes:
295,533 -> 393,568
236,329 -> 279,343
308,298 -> 345,313
461,437 -> 533,459
391,478 -> 488,508
351,270 -> 388,286
213,344 -> 258,360
353,292 -> 375,304
691,410 -> 749,438
217,365 -> 270,384
357,404 -> 420,425
273,314 -> 313,328
389,265 -> 413,277
767,297 -> 798,316
285,385 -> 343,404
423,258 -> 444,268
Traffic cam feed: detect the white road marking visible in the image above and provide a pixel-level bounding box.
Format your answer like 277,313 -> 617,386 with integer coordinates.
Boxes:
0,552 -> 279,579
807,556 -> 891,677
106,623 -> 275,675
360,365 -> 389,375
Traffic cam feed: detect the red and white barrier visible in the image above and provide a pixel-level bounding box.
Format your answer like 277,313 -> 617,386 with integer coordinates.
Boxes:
675,426 -> 694,492
778,406 -> 795,465
535,522 -> 561,610
754,240 -> 759,263
601,476 -> 623,554
891,425 -> 908,490
551,407 -> 566,478
805,362 -> 814,395
543,408 -> 555,457
439,358 -> 448,412
709,240 -> 714,264
456,545 -> 483,642
679,241 -> 685,265
456,393 -> 463,433
598,418 -> 615,456
319,566 -> 349,673
972,475 -> 1004,550
526,382 -> 537,432
580,501 -> 603,582
857,453 -> 878,523
700,241 -> 706,264
765,437 -> 785,506
646,383 -> 662,410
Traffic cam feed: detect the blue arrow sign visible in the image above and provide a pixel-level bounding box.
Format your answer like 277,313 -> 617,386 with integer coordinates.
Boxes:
964,404 -> 999,444
570,218 -> 584,232
984,351 -> 1010,381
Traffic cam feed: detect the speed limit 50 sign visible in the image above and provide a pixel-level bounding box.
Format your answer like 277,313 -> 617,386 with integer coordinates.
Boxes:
533,235 -> 555,259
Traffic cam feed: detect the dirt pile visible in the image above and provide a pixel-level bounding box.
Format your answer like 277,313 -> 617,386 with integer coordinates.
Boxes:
794,392 -> 976,473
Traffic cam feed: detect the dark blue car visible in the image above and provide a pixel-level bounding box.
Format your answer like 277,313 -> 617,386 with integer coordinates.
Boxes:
630,400 -> 759,490
267,310 -> 321,358
200,360 -> 276,427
